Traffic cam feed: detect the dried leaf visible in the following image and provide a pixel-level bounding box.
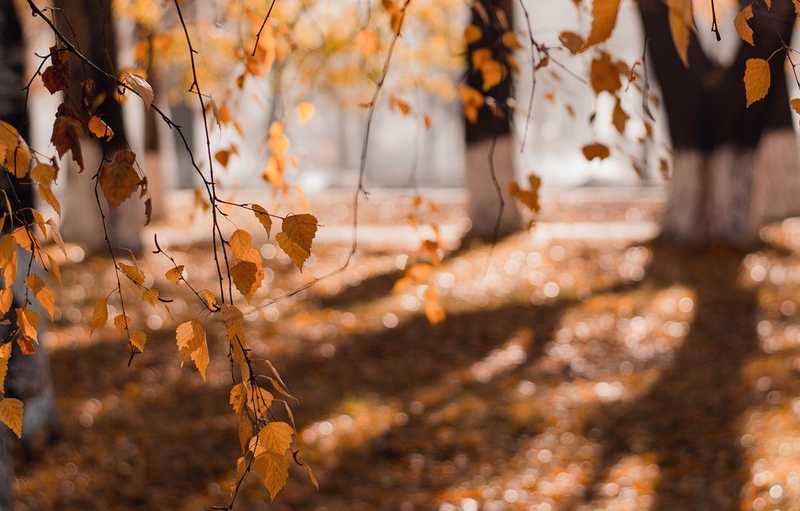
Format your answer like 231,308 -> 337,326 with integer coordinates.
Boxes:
0,398 -> 23,438
165,265 -> 184,284
735,4 -> 754,46
121,72 -> 154,109
252,205 -> 273,238
176,320 -> 209,381
88,115 -> 114,141
276,214 -> 318,271
509,173 -> 542,214
130,330 -> 147,352
119,262 -> 145,285
0,121 -> 31,177
100,150 -> 141,208
90,298 -> 108,335
744,58 -> 771,107
0,342 -> 12,394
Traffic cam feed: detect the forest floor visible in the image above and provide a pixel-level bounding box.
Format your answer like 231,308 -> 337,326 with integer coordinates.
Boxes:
13,189 -> 800,511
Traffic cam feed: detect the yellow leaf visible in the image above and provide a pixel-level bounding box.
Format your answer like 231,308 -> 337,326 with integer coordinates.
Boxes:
582,0 -> 622,50
230,383 -> 246,414
668,0 -> 692,67
230,382 -> 274,418
745,58 -> 771,107
582,142 -> 611,161
296,101 -> 315,123
113,313 -> 129,334
200,289 -> 219,311
16,307 -> 38,344
0,342 -> 12,394
252,205 -> 272,238
118,262 -> 145,285
230,229 -> 260,264
0,287 -> 12,316
253,451 -> 289,500
12,227 -> 31,252
25,274 -> 55,320
100,150 -> 140,208
130,330 -> 147,352
0,121 -> 31,178
39,184 -> 61,216
250,421 -> 293,456
735,4 -> 754,46
30,162 -> 56,185
90,298 -> 108,335
791,98 -> 800,114
176,320 -> 209,381
142,288 -> 159,306
276,214 -> 318,271
88,115 -> 114,141
165,265 -> 184,284
0,398 -> 23,438
231,261 -> 262,299
238,415 -> 253,453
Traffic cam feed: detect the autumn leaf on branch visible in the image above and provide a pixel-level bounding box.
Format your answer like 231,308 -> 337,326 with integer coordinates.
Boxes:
176,320 -> 210,381
276,214 -> 318,271
99,150 -> 141,208
744,58 -> 771,107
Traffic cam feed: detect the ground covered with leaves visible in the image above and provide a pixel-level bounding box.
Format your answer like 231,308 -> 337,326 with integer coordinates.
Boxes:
12,191 -> 800,511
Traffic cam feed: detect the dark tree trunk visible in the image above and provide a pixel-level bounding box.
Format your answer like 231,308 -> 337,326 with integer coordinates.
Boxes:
55,0 -> 144,254
640,0 -> 800,245
463,0 -> 521,239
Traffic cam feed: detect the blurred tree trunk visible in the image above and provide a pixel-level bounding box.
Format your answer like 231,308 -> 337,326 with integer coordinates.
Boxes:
463,0 -> 521,239
640,0 -> 800,245
55,0 -> 144,254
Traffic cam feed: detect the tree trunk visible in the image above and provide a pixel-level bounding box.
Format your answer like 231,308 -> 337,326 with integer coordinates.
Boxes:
640,0 -> 800,245
55,0 -> 144,254
463,0 -> 521,239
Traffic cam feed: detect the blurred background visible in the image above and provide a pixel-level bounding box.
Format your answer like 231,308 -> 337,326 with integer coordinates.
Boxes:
6,0 -> 800,510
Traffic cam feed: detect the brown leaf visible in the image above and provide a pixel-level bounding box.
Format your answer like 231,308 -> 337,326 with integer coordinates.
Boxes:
252,205 -> 273,238
0,398 -> 23,438
176,320 -> 209,381
735,4 -> 754,46
88,115 -> 114,141
276,214 -> 318,271
100,150 -> 141,208
744,58 -> 771,107
51,106 -> 84,170
90,298 -> 108,335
